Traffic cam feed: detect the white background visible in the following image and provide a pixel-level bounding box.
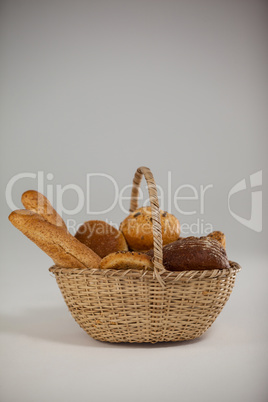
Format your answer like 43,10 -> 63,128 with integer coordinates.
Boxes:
1,1 -> 267,401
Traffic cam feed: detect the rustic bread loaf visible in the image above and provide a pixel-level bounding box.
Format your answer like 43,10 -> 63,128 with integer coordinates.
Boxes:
21,190 -> 67,230
120,206 -> 180,252
147,236 -> 230,271
75,220 -> 128,258
9,210 -> 101,268
100,251 -> 153,270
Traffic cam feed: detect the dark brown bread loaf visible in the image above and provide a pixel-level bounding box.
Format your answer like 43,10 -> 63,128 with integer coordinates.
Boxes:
147,236 -> 230,271
75,220 -> 128,258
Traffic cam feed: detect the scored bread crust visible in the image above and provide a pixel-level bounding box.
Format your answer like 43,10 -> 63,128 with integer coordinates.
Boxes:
9,210 -> 101,268
21,190 -> 67,230
100,251 -> 153,270
147,236 -> 230,271
120,207 -> 180,252
75,220 -> 128,258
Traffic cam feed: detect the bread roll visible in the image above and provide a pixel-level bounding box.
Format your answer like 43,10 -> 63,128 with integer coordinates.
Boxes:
206,231 -> 226,249
100,251 -> 153,270
147,236 -> 230,271
75,220 -> 128,258
21,190 -> 67,230
120,207 -> 180,252
9,210 -> 101,268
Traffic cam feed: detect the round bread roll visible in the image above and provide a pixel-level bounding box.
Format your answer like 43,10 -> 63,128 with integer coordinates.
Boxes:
75,220 -> 128,258
147,236 -> 230,271
206,231 -> 226,249
120,206 -> 180,252
100,251 -> 153,270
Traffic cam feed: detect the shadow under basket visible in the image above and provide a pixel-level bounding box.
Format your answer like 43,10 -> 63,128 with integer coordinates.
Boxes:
49,166 -> 241,343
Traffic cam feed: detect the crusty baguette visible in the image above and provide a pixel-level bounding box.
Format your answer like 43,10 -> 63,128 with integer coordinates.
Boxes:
9,210 -> 101,268
21,190 -> 67,230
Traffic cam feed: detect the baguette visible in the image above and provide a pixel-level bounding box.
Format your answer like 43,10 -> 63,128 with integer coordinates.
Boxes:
21,190 -> 67,230
9,210 -> 101,268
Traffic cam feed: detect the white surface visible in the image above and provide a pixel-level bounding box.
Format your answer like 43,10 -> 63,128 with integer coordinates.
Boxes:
1,251 -> 267,402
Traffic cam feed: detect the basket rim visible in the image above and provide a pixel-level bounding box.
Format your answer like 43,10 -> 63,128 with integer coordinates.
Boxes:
49,260 -> 241,282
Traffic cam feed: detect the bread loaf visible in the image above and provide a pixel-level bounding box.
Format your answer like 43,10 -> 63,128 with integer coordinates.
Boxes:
75,220 -> 128,258
21,190 -> 67,230
9,210 -> 101,268
147,236 -> 230,271
100,251 -> 153,270
120,206 -> 180,252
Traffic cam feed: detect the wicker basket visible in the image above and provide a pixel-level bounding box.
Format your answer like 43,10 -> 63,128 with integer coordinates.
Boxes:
50,167 -> 241,343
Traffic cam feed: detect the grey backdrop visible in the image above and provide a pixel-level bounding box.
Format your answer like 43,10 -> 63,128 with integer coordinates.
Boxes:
1,1 -> 267,402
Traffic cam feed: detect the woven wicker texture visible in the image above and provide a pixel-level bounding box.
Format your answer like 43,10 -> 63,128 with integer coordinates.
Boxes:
50,262 -> 240,343
50,166 -> 241,343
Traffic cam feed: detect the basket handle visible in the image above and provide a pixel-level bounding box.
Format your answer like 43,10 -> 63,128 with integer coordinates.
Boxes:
129,166 -> 166,286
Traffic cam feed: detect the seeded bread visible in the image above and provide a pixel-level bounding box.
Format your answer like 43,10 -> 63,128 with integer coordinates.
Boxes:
120,206 -> 180,252
206,231 -> 226,249
147,236 -> 230,271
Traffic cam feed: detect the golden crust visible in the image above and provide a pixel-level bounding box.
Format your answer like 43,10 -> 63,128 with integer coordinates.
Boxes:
9,210 -> 101,268
120,207 -> 180,252
21,190 -> 67,230
100,251 -> 153,270
75,220 -> 128,258
206,231 -> 226,249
